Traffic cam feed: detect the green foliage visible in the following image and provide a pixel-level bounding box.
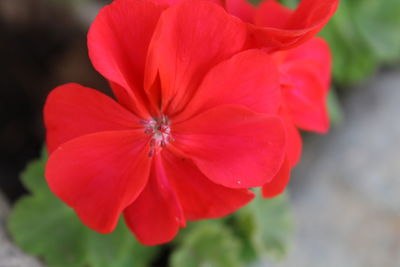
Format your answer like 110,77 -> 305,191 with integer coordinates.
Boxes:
319,1 -> 378,85
170,221 -> 243,267
8,151 -> 293,267
170,191 -> 293,267
170,195 -> 293,267
351,0 -> 400,63
8,150 -> 160,267
233,191 -> 293,262
321,0 -> 400,86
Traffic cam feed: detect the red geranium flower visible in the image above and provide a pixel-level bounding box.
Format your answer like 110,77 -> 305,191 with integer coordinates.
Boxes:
44,0 -> 286,245
262,37 -> 332,197
147,0 -> 335,199
224,0 -> 339,50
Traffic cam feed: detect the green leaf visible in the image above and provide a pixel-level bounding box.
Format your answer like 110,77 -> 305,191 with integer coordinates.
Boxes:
319,1 -> 378,86
233,190 -> 293,262
319,0 -> 400,85
350,0 -> 400,63
19,149 -> 49,195
327,87 -> 343,125
8,151 -> 160,267
85,222 -> 160,267
170,221 -> 243,267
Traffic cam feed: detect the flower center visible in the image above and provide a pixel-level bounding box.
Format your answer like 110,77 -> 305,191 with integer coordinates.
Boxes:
142,115 -> 173,157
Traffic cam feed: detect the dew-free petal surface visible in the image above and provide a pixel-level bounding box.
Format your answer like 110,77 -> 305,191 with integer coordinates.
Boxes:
45,131 -> 150,234
44,83 -> 139,153
249,0 -> 338,50
145,0 -> 247,114
282,68 -> 329,133
224,0 -> 257,23
88,0 -> 166,117
173,105 -> 286,188
124,157 -> 184,246
162,149 -> 254,220
282,113 -> 302,167
282,37 -> 332,86
177,49 -> 280,122
262,155 -> 291,198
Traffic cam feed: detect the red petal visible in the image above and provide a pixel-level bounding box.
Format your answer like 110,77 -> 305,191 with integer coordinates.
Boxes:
172,105 -> 286,188
162,149 -> 254,220
224,0 -> 257,23
282,112 -> 302,166
88,0 -> 166,117
45,131 -> 150,233
282,67 -> 329,133
283,38 -> 332,87
44,83 -> 139,153
249,0 -> 338,50
176,49 -> 280,122
262,155 -> 291,198
145,0 -> 247,114
253,0 -> 292,28
275,38 -> 331,133
124,156 -> 184,246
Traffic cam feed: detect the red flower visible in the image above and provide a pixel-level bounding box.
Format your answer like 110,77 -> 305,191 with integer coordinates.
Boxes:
224,0 -> 339,50
262,37 -> 332,198
44,0 -> 286,245
148,0 -> 335,198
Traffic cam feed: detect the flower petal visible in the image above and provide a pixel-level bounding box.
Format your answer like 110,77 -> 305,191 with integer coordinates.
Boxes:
262,155 -> 291,198
172,105 -> 286,188
282,67 -> 329,133
162,149 -> 254,220
224,0 -> 257,23
282,37 -> 332,87
45,131 -> 150,233
44,83 -> 139,153
275,38 -> 331,133
176,49 -> 280,122
88,0 -> 166,117
253,0 -> 292,28
124,156 -> 184,246
249,0 -> 338,50
145,0 -> 247,114
282,112 -> 302,166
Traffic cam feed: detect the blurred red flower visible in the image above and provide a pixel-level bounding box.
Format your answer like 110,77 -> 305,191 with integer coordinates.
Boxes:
224,0 -> 339,50
263,37 -> 332,198
44,0 -> 286,245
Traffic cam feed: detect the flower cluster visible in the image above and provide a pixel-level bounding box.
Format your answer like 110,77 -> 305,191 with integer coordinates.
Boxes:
44,0 -> 337,245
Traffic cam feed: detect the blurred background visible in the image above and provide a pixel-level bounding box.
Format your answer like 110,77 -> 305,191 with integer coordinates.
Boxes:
0,0 -> 400,266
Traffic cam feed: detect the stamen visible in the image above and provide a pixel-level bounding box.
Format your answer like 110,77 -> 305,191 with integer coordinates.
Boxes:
141,115 -> 172,157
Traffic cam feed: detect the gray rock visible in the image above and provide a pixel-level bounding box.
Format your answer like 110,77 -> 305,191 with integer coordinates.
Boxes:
0,192 -> 42,267
261,68 -> 400,267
